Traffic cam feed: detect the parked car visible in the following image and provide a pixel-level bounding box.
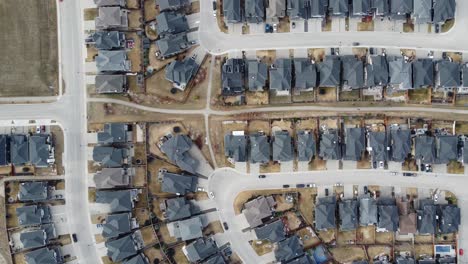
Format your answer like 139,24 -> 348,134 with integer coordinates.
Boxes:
352,42 -> 360,46
223,222 -> 229,230
283,184 -> 290,188
209,192 -> 215,199
296,184 -> 305,188
306,183 -> 316,188
459,248 -> 464,256
364,186 -> 368,194
403,172 -> 417,177
325,188 -> 329,196
258,175 -> 266,179
273,24 -> 278,32
390,171 -> 398,176
72,233 -> 78,242
291,22 -> 296,29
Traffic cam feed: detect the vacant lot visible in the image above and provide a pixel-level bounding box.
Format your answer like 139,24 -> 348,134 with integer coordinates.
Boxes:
0,0 -> 58,97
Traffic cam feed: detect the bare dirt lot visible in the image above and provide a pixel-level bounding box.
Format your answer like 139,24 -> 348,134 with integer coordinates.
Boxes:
0,0 -> 58,97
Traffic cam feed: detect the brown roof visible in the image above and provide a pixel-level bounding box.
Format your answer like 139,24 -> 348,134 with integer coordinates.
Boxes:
399,212 -> 417,234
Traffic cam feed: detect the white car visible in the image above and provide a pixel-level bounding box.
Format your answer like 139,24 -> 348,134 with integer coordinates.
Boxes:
209,192 -> 215,199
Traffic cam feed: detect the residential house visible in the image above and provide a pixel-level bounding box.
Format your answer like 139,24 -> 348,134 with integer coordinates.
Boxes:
371,0 -> 390,16
92,146 -> 129,167
342,56 -> 365,89
367,55 -> 389,87
389,56 -> 413,90
224,131 -> 248,163
255,219 -> 286,242
95,6 -> 129,30
94,168 -> 132,189
435,135 -> 459,164
412,58 -> 434,88
319,131 -> 341,160
344,127 -> 366,161
25,247 -> 62,264
92,31 -> 126,50
413,0 -> 432,24
390,0 -> 413,16
167,216 -> 203,241
96,50 -> 131,72
95,189 -> 139,213
156,33 -> 191,59
329,0 -> 349,16
204,253 -> 227,264
242,195 -> 276,228
159,171 -> 197,195
415,135 -> 436,164
360,195 -> 378,226
95,75 -> 127,94
287,0 -> 310,20
29,135 -> 52,167
163,197 -> 193,221
105,233 -> 140,262
297,130 -> 316,162
294,59 -> 317,92
183,237 -> 218,263
10,134 -> 29,165
417,199 -> 437,234
165,57 -> 199,91
369,132 -> 388,165
18,182 -> 49,202
377,199 -> 399,232
436,60 -> 461,89
224,0 -> 243,23
247,60 -> 268,91
157,0 -> 190,12
352,0 -> 371,16
245,0 -> 265,23
98,123 -> 130,144
16,205 -> 51,227
272,130 -> 293,162
310,0 -> 328,18
269,59 -> 292,96
0,135 -> 7,166
123,254 -> 149,264
266,0 -> 286,23
437,204 -> 460,233
95,0 -> 126,6
160,134 -> 199,174
399,212 -> 417,234
288,255 -> 317,264
339,199 -> 359,231
315,196 -> 336,230
156,12 -> 189,37
390,129 -> 412,162
249,133 -> 270,164
102,213 -> 133,239
274,236 -> 304,263
318,56 -> 341,87
433,0 -> 455,24
20,224 -> 57,249
464,141 -> 468,164
222,58 -> 245,96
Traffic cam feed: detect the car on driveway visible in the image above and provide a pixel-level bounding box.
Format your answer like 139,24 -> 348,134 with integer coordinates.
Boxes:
72,233 -> 78,242
296,184 -> 305,188
258,175 -> 266,179
223,222 -> 229,230
283,184 -> 290,188
209,192 -> 215,199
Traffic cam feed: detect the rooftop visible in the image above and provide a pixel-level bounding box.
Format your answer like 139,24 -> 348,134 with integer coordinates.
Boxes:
160,134 -> 198,174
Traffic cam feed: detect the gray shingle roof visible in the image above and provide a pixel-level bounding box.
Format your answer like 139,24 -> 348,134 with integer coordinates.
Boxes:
169,216 -> 203,241
165,197 -> 192,221
96,190 -> 135,213
297,130 -> 316,161
378,204 -> 399,232
92,31 -> 125,50
438,204 -> 460,233
96,50 -> 131,72
310,0 -> 327,17
255,219 -> 286,242
184,237 -> 218,263
10,134 -> 29,165
20,229 -> 48,249
344,127 -> 365,161
270,59 -> 292,94
224,0 -> 242,23
160,171 -> 196,195
318,57 -> 341,87
156,12 -> 189,37
247,60 -> 268,91
352,0 -> 371,16
160,134 -> 198,174
29,135 -> 51,167
294,59 -> 317,90
157,0 -> 190,11
25,247 -> 61,264
95,6 -> 128,30
359,196 -> 378,226
222,58 -> 245,96
417,200 -> 436,234
106,234 -> 138,262
0,135 -> 6,166
16,205 -> 51,227
413,0 -> 432,24
415,135 -> 436,164
329,0 -> 349,15
436,135 -> 458,164
204,253 -> 227,264
245,0 -> 265,23
369,132 -> 388,162
433,0 -> 455,23
93,146 -> 128,167
156,33 -> 190,58
339,199 -> 358,231
249,133 -> 270,163
242,196 -> 275,227
275,236 -> 304,263
94,168 -> 131,189
315,196 -> 336,230
367,55 -> 389,86
102,213 -> 132,238
123,254 -> 148,264
319,131 -> 341,160
95,75 -> 126,93
342,55 -> 365,89
372,0 -> 390,15
273,130 -> 293,162
287,0 -> 310,20
19,182 -> 48,202
165,57 -> 199,89
94,0 -> 126,6
413,59 -> 434,88
389,56 -> 412,89
224,133 -> 248,162
98,123 -> 128,144
288,255 -> 317,264
390,0 -> 413,15
390,129 -> 412,162
437,60 -> 461,88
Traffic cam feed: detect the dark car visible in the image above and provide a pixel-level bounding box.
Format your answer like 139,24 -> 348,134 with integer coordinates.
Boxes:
352,42 -> 360,46
403,172 -> 417,177
223,222 -> 229,230
325,188 -> 329,196
283,184 -> 290,188
364,186 -> 368,194
72,233 -> 78,242
258,174 -> 266,179
296,184 -> 305,188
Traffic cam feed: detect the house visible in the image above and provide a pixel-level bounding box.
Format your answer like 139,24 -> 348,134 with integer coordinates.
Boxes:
369,132 -> 388,164
371,0 -> 390,16
95,0 -> 126,6
102,213 -> 133,239
156,33 -> 191,59
294,59 -> 317,92
106,233 -> 139,262
255,219 -> 286,242
377,200 -> 399,232
390,129 -> 412,162
389,57 -> 413,90
0,135 -> 7,166
272,130 -> 293,162
96,50 -> 131,72
437,204 -> 460,233
249,133 -> 270,164
360,196 -> 378,226
98,123 -> 130,144
288,255 -> 317,264
399,212 -> 417,234
412,58 -> 434,88
464,141 -> 468,164
222,58 -> 245,96
156,12 -> 189,37
242,195 -> 276,228
435,135 -> 459,164
319,131 -> 341,160
29,135 -> 52,167
96,189 -> 139,213
329,0 -> 349,16
352,0 -> 371,16
223,0 -> 242,23
433,0 -> 455,24
315,196 -> 336,230
204,253 -> 227,264
10,134 -> 29,165
247,60 -> 268,91
160,134 -> 199,174
165,57 -> 199,91
20,225 -> 56,249
157,0 -> 190,12
16,205 -> 51,227
92,31 -> 126,50
318,56 -> 341,87
25,247 -> 62,264
183,237 -> 218,263
224,131 -> 248,163
159,171 -> 197,195
18,182 -> 49,202
390,0 -> 413,16
269,59 -> 292,96
342,56 -> 365,89
344,127 -> 365,161
94,168 -> 132,189
339,199 -> 358,231
92,146 -> 129,167
266,0 -> 286,23
413,0 -> 432,24
415,135 -> 436,164
274,236 -> 304,263
436,60 -> 461,89
95,75 -> 127,94
123,254 -> 149,264
95,6 -> 129,30
297,130 -> 316,162
367,55 -> 389,87
245,0 -> 265,23
168,216 -> 203,241
417,199 -> 437,234
163,197 -> 192,221
287,0 -> 310,20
